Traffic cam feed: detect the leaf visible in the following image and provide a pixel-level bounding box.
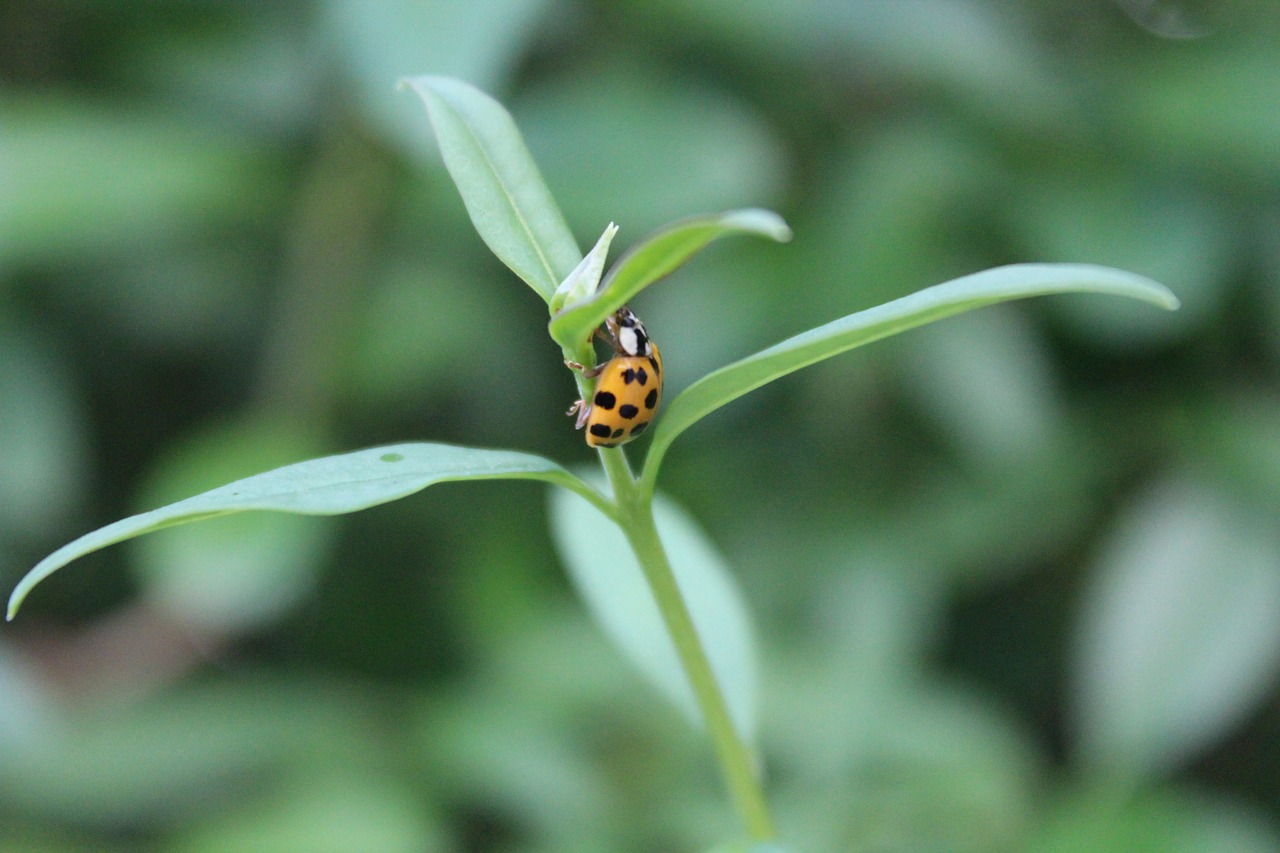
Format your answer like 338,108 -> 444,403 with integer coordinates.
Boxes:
549,221 -> 618,315
401,76 -> 581,301
1069,475 -> 1280,779
547,208 -> 790,350
8,443 -> 603,620
548,485 -> 759,739
641,263 -> 1178,485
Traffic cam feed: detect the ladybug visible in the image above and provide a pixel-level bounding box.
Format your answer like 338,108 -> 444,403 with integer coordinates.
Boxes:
566,307 -> 663,448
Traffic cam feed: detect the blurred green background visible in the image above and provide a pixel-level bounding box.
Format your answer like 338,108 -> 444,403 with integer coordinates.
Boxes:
2,1 -> 1279,851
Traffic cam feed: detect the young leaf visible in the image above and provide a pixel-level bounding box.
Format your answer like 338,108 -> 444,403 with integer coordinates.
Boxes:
641,263 -> 1178,486
549,221 -> 618,315
8,443 -> 607,620
549,485 -> 759,741
401,76 -> 581,301
547,208 -> 791,350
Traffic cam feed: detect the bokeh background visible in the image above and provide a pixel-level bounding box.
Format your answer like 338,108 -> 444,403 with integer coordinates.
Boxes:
3,1 -> 1279,851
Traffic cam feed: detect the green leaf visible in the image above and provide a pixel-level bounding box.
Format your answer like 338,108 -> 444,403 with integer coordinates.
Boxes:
549,221 -> 618,315
641,263 -> 1178,486
401,76 -> 581,301
548,485 -> 759,739
8,443 -> 603,620
1069,475 -> 1280,779
548,208 -> 791,350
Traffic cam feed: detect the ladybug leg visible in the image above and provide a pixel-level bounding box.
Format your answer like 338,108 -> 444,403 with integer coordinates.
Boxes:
564,359 -> 606,379
565,399 -> 592,429
595,325 -> 623,353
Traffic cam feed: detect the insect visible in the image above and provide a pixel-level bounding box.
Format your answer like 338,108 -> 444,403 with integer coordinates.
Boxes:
565,306 -> 663,448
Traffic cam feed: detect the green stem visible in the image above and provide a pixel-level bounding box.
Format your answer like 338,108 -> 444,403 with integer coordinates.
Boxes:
600,452 -> 775,842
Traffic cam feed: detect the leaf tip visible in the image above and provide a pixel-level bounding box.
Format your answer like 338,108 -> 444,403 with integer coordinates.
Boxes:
1123,273 -> 1180,311
7,573 -> 36,620
396,75 -> 426,95
724,208 -> 792,243
397,75 -> 464,102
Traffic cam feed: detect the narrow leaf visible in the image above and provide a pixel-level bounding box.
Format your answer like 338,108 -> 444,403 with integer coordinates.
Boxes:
548,208 -> 791,349
9,443 -> 602,620
401,76 -> 581,300
642,263 -> 1178,485
549,485 -> 759,740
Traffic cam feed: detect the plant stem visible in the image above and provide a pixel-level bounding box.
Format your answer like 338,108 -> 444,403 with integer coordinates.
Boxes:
601,452 -> 775,842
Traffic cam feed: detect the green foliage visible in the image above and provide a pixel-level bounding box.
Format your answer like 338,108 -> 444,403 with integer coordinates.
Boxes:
402,76 -> 582,301
547,209 -> 792,342
550,485 -> 759,738
8,443 -> 600,620
2,3 -> 1277,852
642,263 -> 1175,486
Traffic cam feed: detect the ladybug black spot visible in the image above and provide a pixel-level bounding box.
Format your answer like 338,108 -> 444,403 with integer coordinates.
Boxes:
611,428 -> 624,438
630,421 -> 649,436
644,389 -> 658,409
589,424 -> 613,438
648,356 -> 660,375
594,390 -> 617,409
635,368 -> 648,386
619,404 -> 639,419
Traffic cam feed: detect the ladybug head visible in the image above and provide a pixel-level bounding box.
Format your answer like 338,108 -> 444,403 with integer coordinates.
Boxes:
608,307 -> 651,357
